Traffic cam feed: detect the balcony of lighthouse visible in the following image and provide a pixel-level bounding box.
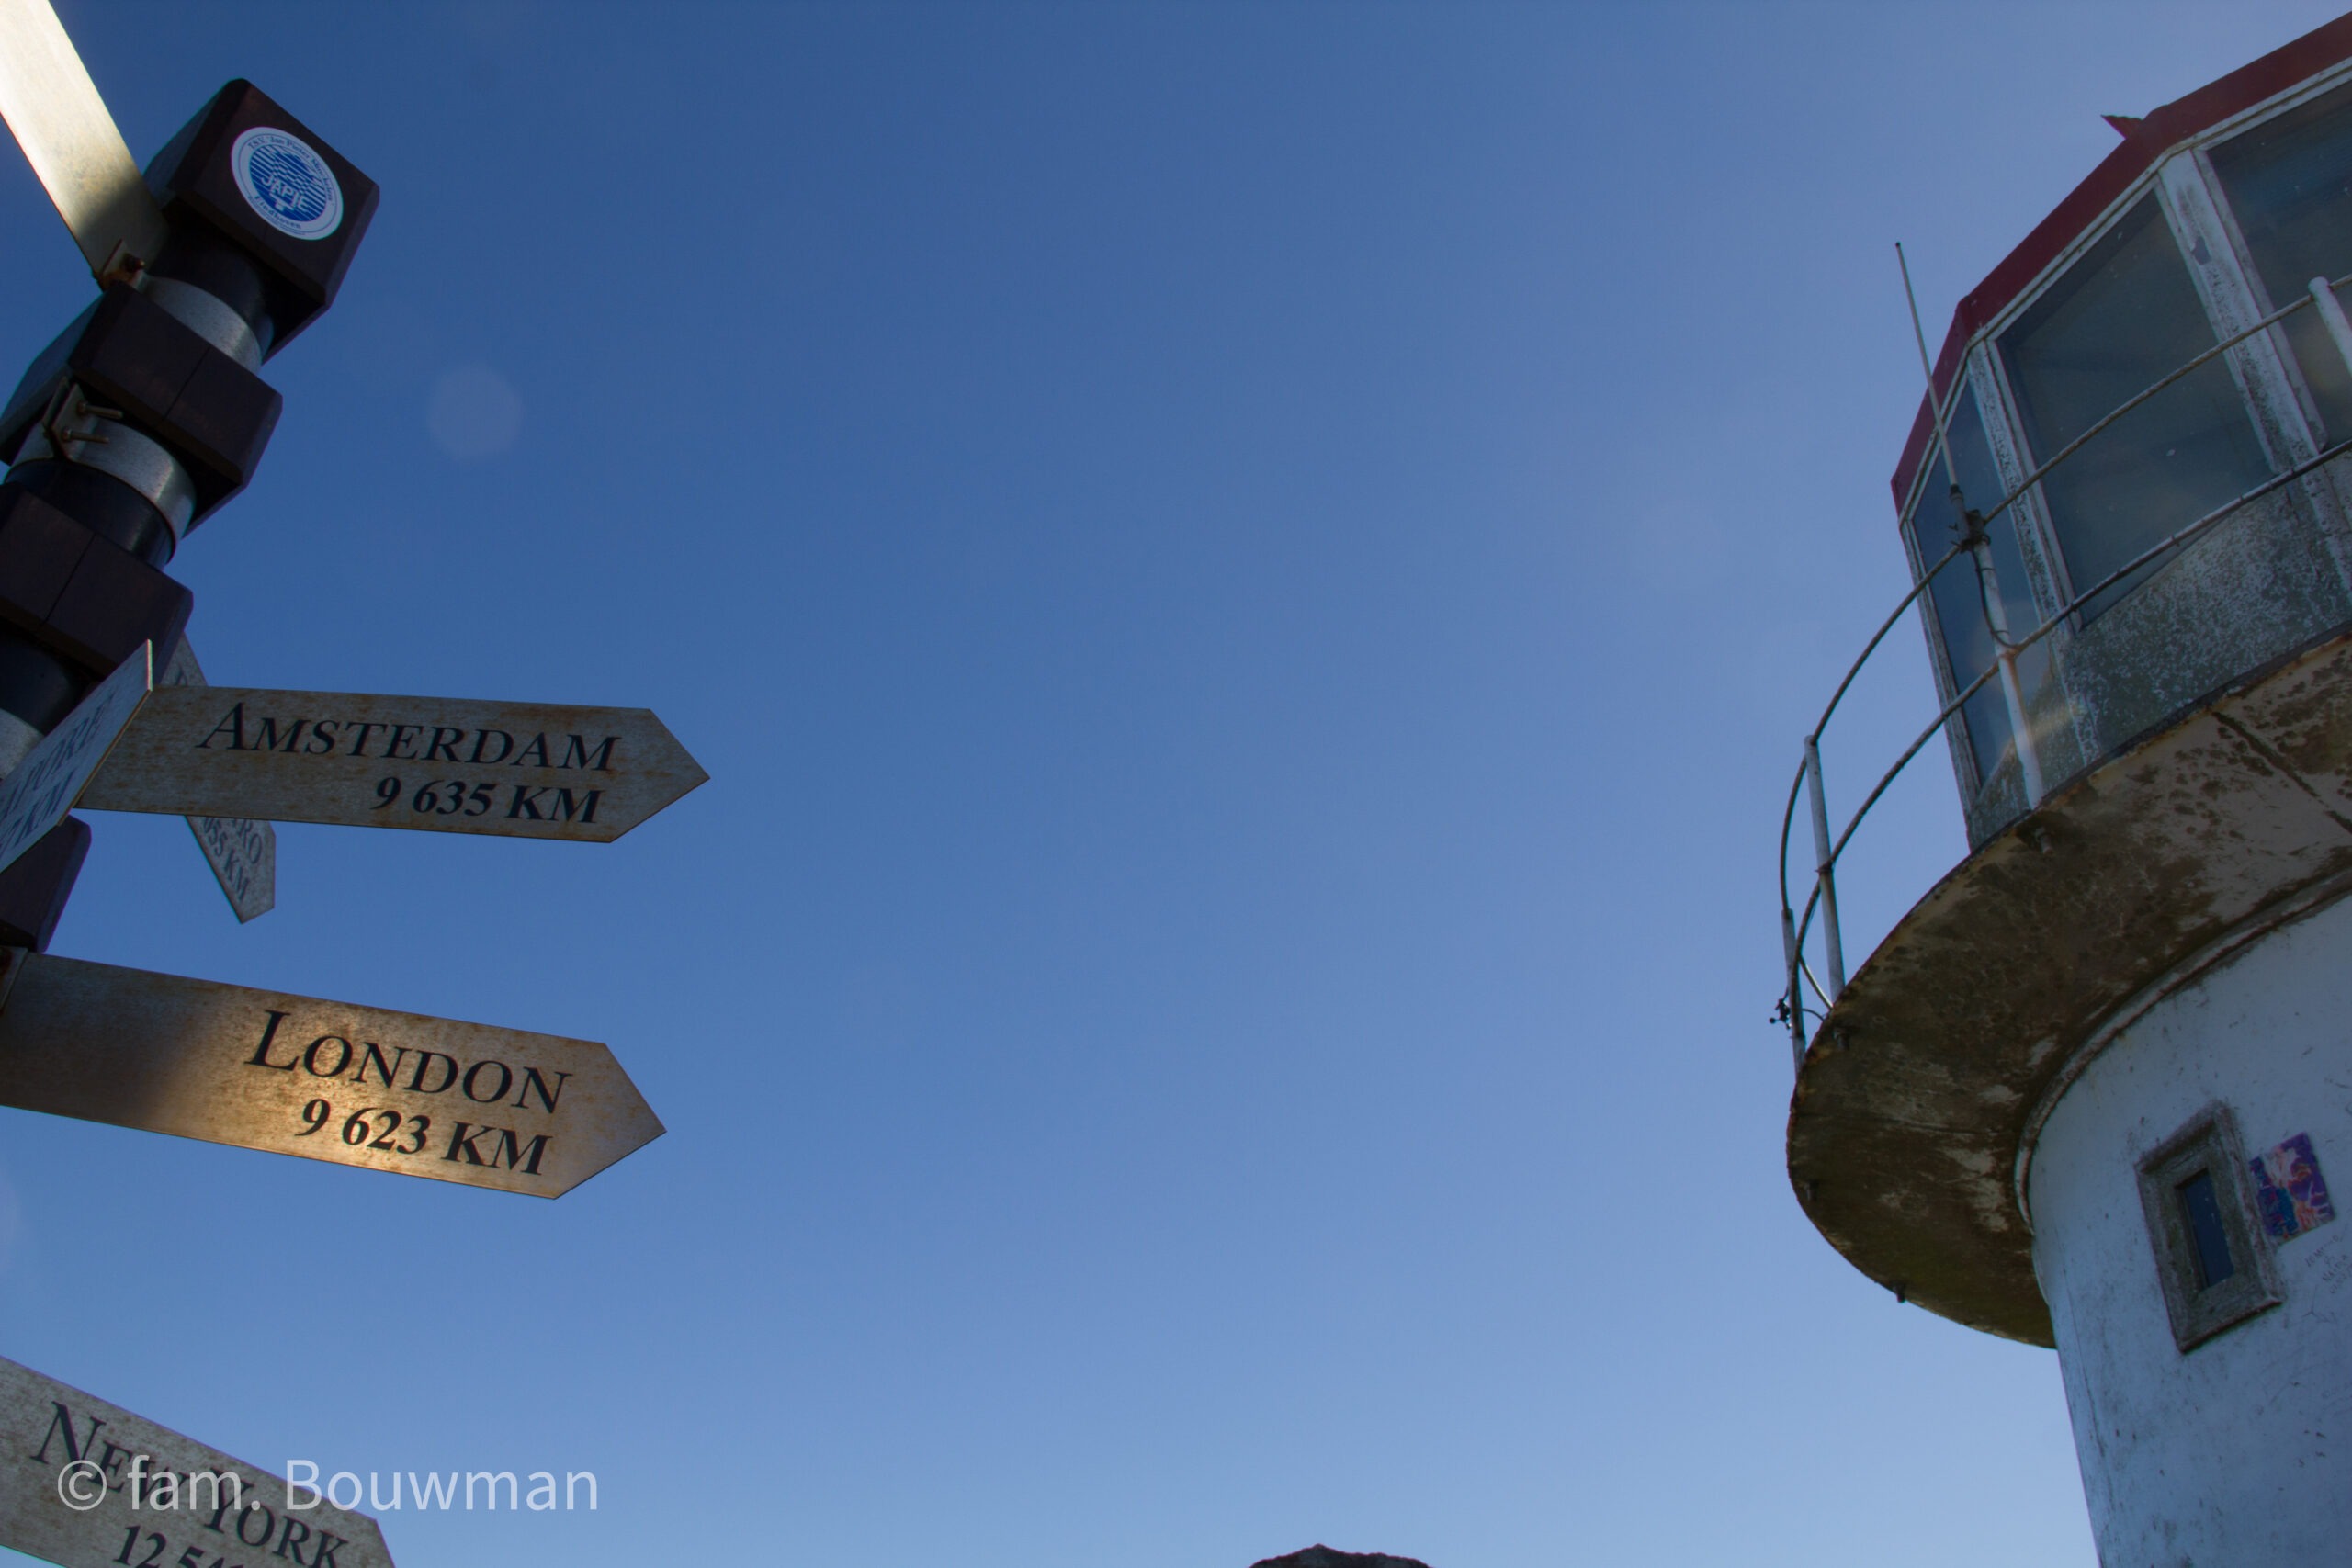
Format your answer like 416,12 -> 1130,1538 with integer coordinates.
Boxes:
1774,26 -> 2352,1346
1781,57 -> 2352,1054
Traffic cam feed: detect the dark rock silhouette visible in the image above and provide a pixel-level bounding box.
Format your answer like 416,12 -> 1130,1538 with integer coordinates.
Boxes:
1250,1549 -> 1431,1568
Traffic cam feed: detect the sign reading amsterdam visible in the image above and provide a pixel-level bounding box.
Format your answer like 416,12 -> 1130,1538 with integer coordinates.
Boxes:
76,687 -> 706,842
0,1355 -> 390,1568
0,952 -> 662,1197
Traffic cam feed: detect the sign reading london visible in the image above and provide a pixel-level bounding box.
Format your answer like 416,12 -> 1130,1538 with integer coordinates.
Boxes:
0,953 -> 662,1197
0,1355 -> 391,1568
76,686 -> 706,842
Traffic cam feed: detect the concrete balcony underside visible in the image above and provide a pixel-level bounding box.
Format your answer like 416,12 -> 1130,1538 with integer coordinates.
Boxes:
1788,627 -> 2352,1345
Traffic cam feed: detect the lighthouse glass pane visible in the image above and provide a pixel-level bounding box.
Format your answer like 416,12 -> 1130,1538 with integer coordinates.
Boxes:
1908,383 -> 2044,788
2176,1170 -> 2237,1291
2210,79 -> 2352,440
1999,197 -> 2273,621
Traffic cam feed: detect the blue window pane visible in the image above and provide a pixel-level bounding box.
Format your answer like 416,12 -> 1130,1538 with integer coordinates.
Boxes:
2176,1168 -> 2237,1292
1999,197 -> 2273,620
2211,80 -> 2352,440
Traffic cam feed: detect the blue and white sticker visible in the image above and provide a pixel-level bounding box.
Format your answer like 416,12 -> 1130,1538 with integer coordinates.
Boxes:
230,127 -> 342,241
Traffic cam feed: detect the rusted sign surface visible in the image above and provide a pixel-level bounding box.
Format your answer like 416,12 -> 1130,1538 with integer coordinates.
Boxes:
0,1354 -> 390,1568
160,641 -> 274,922
0,952 -> 662,1197
77,686 -> 705,842
0,645 -> 147,878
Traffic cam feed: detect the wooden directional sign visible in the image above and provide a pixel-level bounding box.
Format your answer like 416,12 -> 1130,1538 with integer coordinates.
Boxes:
0,645 -> 147,878
161,642 -> 274,923
0,951 -> 662,1197
77,687 -> 705,842
0,1355 -> 390,1568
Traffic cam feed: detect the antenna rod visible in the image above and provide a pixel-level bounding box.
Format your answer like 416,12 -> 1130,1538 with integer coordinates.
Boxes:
1897,243 -> 2044,805
1897,243 -> 1970,522
1899,243 -> 2006,637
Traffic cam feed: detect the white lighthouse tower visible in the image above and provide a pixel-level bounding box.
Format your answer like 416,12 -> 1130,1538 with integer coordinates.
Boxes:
1783,17 -> 2352,1560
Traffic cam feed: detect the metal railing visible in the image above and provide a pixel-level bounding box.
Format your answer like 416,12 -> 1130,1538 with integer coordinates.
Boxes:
1777,271 -> 2352,1071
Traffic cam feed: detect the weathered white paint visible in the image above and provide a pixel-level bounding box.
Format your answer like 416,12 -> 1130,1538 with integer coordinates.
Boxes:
2028,890 -> 2352,1562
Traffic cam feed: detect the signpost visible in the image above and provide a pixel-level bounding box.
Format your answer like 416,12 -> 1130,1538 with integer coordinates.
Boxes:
0,950 -> 662,1198
0,1357 -> 390,1568
0,6 -> 704,1562
161,642 -> 274,923
78,686 -> 706,842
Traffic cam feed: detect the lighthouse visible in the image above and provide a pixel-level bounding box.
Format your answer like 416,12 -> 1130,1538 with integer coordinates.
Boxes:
1782,16 -> 2352,1559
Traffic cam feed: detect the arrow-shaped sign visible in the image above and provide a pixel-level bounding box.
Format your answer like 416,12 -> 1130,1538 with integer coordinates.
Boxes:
161,641 -> 274,922
0,1355 -> 392,1568
77,686 -> 706,842
0,643 -> 149,879
0,950 -> 662,1197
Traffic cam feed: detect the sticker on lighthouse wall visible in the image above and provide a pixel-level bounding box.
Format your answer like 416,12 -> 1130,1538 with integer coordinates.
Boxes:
230,127 -> 343,241
2250,1133 -> 2335,1241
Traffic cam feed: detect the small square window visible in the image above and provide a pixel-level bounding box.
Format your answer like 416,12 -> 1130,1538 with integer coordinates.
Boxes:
2136,1106 -> 2281,1351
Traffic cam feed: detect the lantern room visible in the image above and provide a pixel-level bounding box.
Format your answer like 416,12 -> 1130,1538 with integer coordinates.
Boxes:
1898,54 -> 2352,845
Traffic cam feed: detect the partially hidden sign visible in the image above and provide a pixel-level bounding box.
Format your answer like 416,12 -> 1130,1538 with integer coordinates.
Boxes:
0,645 -> 147,878
0,1354 -> 391,1568
77,686 -> 705,842
0,951 -> 662,1197
161,640 -> 274,923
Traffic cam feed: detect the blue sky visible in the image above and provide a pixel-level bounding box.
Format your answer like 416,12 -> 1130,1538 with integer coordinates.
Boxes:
0,4 -> 2340,1564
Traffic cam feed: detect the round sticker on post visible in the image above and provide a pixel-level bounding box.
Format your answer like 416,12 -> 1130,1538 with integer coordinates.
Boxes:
230,127 -> 343,241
